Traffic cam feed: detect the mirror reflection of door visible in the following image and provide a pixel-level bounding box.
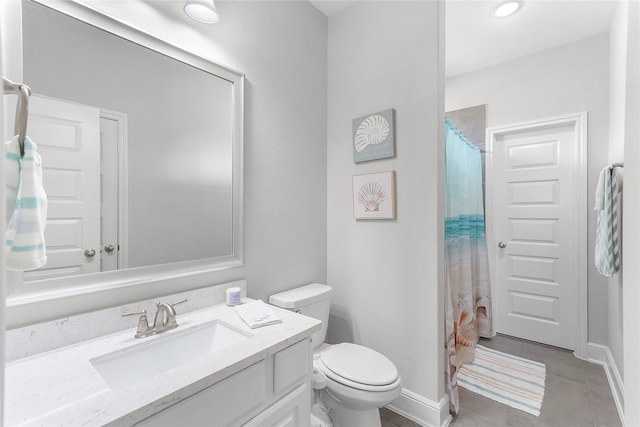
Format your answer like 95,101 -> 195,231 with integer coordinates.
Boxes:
25,95 -> 125,280
99,111 -> 128,273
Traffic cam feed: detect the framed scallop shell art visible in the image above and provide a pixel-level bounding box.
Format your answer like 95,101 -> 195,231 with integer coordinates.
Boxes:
353,171 -> 396,219
352,109 -> 395,163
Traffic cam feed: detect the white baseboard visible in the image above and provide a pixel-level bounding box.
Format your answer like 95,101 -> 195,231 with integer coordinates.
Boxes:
387,388 -> 451,427
586,342 -> 624,424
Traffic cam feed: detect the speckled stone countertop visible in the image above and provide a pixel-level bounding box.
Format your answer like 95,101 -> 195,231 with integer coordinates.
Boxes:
5,300 -> 321,426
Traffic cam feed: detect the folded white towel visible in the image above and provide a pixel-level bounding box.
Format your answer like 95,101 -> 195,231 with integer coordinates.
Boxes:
235,300 -> 282,329
4,136 -> 48,271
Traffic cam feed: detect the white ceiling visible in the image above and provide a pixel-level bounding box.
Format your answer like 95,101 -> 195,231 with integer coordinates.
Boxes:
446,1 -> 617,77
307,0 -> 618,77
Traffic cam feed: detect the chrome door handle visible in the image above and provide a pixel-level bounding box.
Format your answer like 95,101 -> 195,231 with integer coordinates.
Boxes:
498,242 -> 507,249
104,244 -> 115,253
84,249 -> 96,258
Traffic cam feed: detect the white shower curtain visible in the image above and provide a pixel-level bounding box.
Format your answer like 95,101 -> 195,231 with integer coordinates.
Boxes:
444,118 -> 493,413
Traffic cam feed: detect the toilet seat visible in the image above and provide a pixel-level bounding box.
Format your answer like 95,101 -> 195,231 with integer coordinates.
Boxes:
316,343 -> 400,392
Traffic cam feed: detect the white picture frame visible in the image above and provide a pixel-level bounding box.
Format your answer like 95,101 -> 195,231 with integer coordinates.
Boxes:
353,171 -> 396,219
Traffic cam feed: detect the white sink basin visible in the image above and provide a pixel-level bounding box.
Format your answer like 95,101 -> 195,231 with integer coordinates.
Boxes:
90,320 -> 251,390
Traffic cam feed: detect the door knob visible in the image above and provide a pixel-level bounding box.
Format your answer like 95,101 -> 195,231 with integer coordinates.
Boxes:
104,244 -> 115,253
84,249 -> 96,258
498,242 -> 507,249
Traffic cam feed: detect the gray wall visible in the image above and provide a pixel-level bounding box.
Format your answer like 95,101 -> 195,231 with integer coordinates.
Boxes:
608,4 -> 627,380
327,1 -> 444,404
616,0 -> 640,423
214,1 -> 329,299
446,33 -> 611,349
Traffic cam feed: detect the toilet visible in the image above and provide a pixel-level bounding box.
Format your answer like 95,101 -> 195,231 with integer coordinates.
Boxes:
269,283 -> 402,427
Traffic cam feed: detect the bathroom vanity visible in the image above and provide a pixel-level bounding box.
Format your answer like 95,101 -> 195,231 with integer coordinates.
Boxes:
5,301 -> 320,426
136,338 -> 311,426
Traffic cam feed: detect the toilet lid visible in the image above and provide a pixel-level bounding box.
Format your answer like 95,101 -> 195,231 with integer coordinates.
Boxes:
320,343 -> 398,386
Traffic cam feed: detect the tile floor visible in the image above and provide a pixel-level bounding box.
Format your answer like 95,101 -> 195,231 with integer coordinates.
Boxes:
380,334 -> 622,427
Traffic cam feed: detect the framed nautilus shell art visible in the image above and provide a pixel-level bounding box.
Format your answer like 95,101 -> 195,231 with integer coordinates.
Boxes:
352,109 -> 396,163
353,171 -> 396,219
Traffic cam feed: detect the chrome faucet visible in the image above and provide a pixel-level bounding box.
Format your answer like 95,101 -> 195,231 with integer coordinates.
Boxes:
122,299 -> 188,339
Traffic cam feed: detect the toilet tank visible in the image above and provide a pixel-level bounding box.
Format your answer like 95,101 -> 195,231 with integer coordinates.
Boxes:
269,283 -> 332,351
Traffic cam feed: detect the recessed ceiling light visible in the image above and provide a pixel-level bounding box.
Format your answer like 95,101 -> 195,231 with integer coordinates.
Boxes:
494,1 -> 521,18
184,0 -> 219,24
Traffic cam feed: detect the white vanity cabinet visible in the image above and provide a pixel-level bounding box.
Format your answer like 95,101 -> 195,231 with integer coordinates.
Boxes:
136,338 -> 311,427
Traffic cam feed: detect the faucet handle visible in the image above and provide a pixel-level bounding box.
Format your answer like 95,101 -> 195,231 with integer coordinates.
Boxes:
153,299 -> 188,331
122,309 -> 147,318
122,309 -> 152,339
170,298 -> 188,308
154,299 -> 187,313
166,299 -> 188,324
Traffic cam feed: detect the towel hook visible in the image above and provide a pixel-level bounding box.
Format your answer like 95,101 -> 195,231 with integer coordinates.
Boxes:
2,76 -> 32,156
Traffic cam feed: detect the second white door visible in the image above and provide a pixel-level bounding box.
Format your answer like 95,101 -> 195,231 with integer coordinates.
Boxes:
490,116 -> 584,350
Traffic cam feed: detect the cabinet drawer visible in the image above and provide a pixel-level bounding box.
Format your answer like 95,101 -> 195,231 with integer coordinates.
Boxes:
136,360 -> 267,427
273,339 -> 310,396
243,383 -> 309,427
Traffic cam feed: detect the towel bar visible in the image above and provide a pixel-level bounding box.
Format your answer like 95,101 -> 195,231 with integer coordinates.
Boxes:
2,76 -> 32,155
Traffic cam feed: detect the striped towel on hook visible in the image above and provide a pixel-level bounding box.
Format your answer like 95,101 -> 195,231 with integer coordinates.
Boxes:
594,166 -> 620,277
4,136 -> 48,271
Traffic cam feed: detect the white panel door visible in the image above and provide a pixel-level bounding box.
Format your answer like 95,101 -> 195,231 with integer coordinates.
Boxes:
24,95 -> 100,280
493,123 -> 576,349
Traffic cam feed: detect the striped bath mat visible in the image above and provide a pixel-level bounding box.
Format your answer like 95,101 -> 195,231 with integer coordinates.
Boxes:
457,345 -> 546,416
